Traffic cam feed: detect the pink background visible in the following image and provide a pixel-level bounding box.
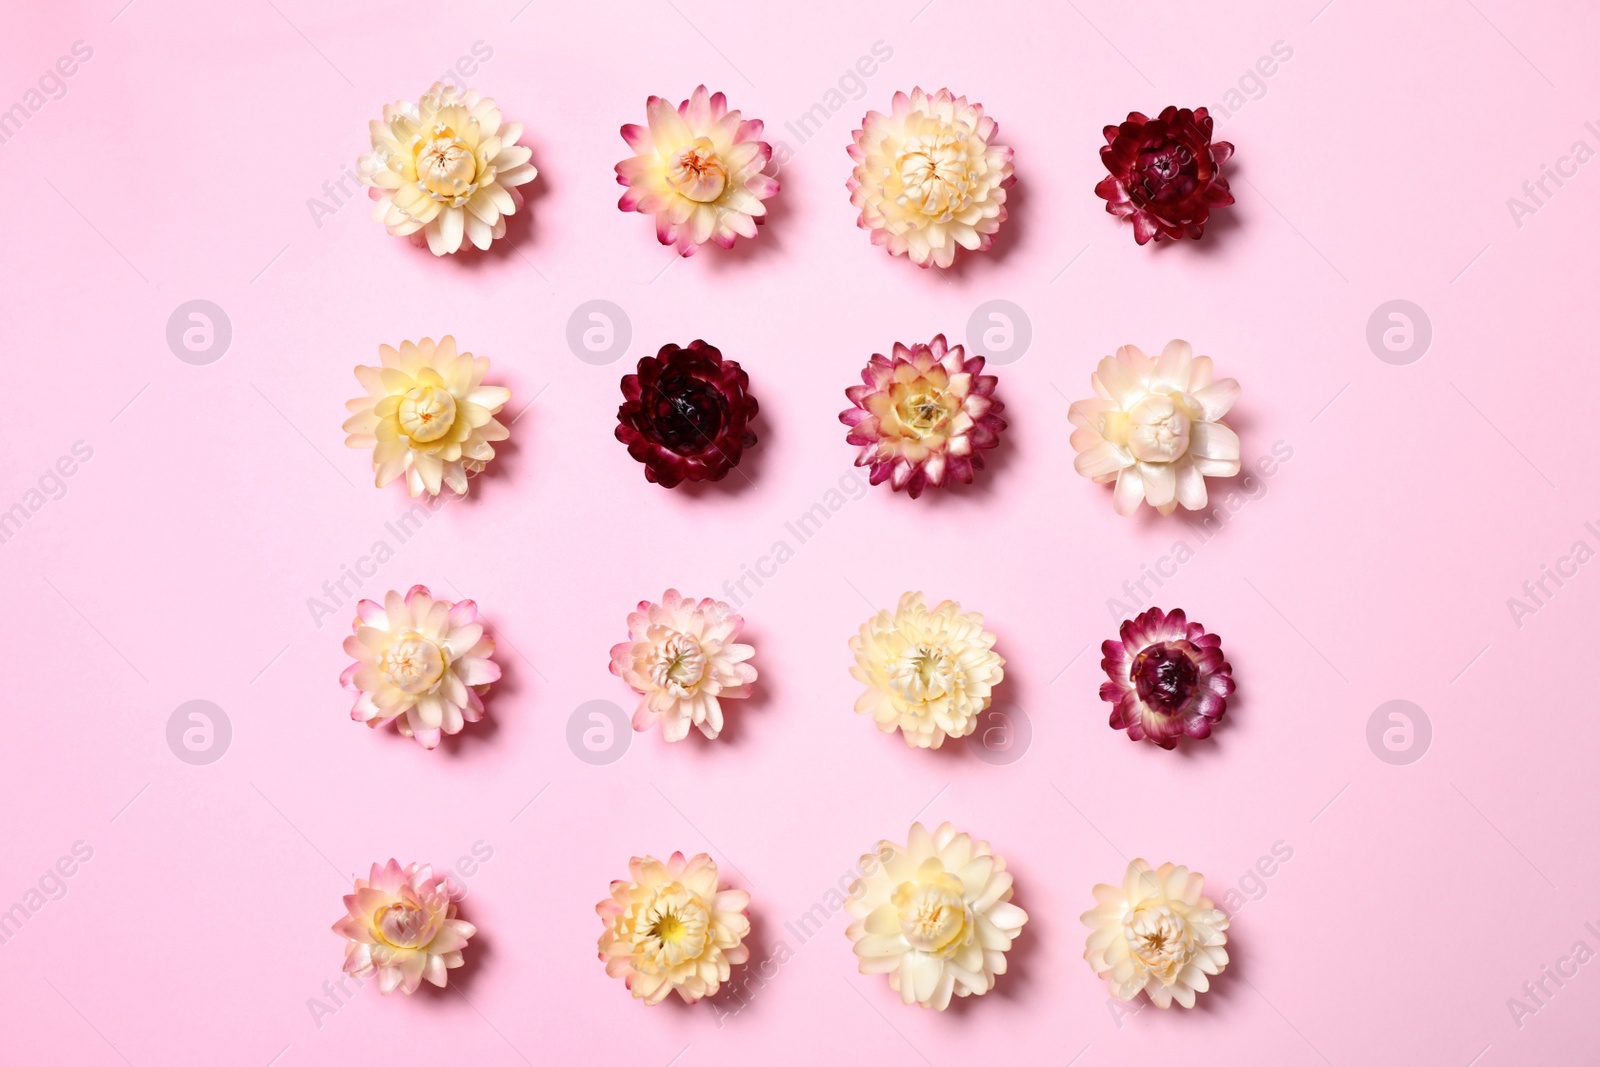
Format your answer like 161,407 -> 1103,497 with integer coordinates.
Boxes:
4,0 -> 1598,1063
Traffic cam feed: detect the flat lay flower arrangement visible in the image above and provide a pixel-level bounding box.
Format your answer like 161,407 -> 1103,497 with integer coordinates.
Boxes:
29,8 -> 1588,1062
329,73 -> 1251,1018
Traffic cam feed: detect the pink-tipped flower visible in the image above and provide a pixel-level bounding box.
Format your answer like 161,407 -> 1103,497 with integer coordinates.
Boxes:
1099,607 -> 1233,749
616,85 -> 779,256
841,334 -> 1006,498
341,585 -> 501,750
610,589 -> 756,742
847,87 -> 1014,268
333,860 -> 476,994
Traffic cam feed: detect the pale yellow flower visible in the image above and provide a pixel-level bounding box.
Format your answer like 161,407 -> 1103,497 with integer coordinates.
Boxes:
597,852 -> 750,1005
342,336 -> 510,497
359,82 -> 537,254
845,822 -> 1027,1010
849,592 -> 1004,748
1081,858 -> 1230,1008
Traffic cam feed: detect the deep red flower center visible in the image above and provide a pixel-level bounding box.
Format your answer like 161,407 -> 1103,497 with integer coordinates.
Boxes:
1131,140 -> 1197,205
1131,643 -> 1198,712
645,373 -> 727,455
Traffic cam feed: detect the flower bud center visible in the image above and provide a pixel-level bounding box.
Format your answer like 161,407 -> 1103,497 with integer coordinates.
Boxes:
376,902 -> 432,949
1126,905 -> 1193,980
651,633 -> 707,692
666,138 -> 728,202
381,632 -> 447,694
893,878 -> 969,954
897,135 -> 974,218
415,125 -> 477,200
1126,395 -> 1191,463
892,643 -> 956,703
397,385 -> 458,444
638,888 -> 711,968
1131,643 -> 1198,712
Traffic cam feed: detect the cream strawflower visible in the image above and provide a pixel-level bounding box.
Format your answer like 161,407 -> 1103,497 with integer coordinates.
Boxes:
332,859 -> 476,995
849,592 -> 1005,749
1069,340 -> 1241,516
609,590 -> 756,742
845,822 -> 1027,1010
359,82 -> 537,255
1081,858 -> 1230,1009
340,585 -> 500,750
616,85 -> 779,256
597,852 -> 751,1005
343,336 -> 511,498
847,87 -> 1014,269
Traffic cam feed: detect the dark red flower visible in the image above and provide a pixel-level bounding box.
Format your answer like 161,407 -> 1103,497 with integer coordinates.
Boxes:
1099,607 -> 1233,749
1095,107 -> 1234,245
616,340 -> 758,488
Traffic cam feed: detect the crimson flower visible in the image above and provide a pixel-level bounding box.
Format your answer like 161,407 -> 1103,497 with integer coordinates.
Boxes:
616,340 -> 758,488
1100,607 -> 1233,748
1095,107 -> 1234,245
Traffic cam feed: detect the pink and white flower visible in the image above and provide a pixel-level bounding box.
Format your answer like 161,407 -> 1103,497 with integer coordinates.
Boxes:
1069,340 -> 1241,516
358,82 -> 537,255
847,87 -> 1014,268
610,590 -> 756,741
840,335 -> 1006,498
597,852 -> 751,1005
616,86 -> 779,256
332,859 -> 476,994
341,585 -> 500,750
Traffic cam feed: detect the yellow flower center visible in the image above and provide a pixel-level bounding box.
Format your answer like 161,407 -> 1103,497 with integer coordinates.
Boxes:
380,632 -> 446,694
649,633 -> 707,694
666,138 -> 728,203
1126,395 -> 1191,463
896,134 -> 975,219
397,385 -> 458,444
375,902 -> 432,949
891,642 -> 957,705
635,887 -> 711,970
892,875 -> 969,955
1125,905 -> 1194,983
415,124 -> 479,201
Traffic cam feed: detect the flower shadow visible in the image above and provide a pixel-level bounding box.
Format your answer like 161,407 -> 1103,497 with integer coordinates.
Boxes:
930,173 -> 1028,282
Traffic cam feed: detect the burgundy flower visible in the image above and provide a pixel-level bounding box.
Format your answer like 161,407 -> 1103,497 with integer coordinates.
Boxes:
1095,107 -> 1234,245
616,340 -> 758,488
839,335 -> 1005,499
1099,607 -> 1233,749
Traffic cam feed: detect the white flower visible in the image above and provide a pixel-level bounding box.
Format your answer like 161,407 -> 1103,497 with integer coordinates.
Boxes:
342,336 -> 511,498
1081,858 -> 1230,1008
609,590 -> 756,741
849,592 -> 1004,748
847,87 -> 1014,269
845,822 -> 1027,1009
359,82 -> 537,254
1069,340 -> 1242,516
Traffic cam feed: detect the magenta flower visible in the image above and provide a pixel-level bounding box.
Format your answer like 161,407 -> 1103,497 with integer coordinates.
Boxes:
1099,607 -> 1233,749
840,334 -> 1005,498
1095,106 -> 1234,245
